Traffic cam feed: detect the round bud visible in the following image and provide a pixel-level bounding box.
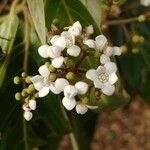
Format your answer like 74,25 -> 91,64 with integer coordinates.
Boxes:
66,72 -> 75,80
24,88 -> 32,94
25,76 -> 31,84
132,48 -> 139,54
120,45 -> 128,54
138,15 -> 146,23
15,92 -> 21,101
45,62 -> 51,67
94,51 -> 100,58
49,64 -> 56,72
34,93 -> 39,98
132,35 -> 140,43
66,59 -> 74,68
21,72 -> 26,78
28,84 -> 35,93
13,76 -> 21,84
52,18 -> 59,26
49,73 -> 57,81
139,36 -> 145,43
21,89 -> 28,97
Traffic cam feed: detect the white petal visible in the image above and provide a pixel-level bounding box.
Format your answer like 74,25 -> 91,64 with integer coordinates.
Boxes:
30,75 -> 43,84
95,35 -> 107,51
62,97 -> 76,111
33,82 -> 43,91
140,0 -> 150,6
49,83 -> 61,94
24,111 -> 33,121
64,85 -> 78,99
109,73 -> 118,84
46,45 -> 62,58
29,100 -> 36,110
67,45 -> 81,57
55,78 -> 69,92
38,45 -> 49,58
86,69 -> 98,81
104,46 -> 113,57
23,105 -> 31,111
50,35 -> 59,45
86,25 -> 94,34
54,36 -> 66,49
75,81 -> 89,95
94,79 -> 103,89
101,83 -> 115,96
38,65 -> 50,77
39,87 -> 50,97
75,104 -> 88,115
113,46 -> 121,56
68,27 -> 81,37
104,62 -> 117,74
96,65 -> 106,74
86,105 -> 98,109
52,56 -> 64,68
84,39 -> 96,49
100,54 -> 110,64
73,21 -> 82,31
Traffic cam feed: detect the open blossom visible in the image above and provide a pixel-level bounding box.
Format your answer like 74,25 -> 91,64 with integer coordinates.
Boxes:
84,35 -> 107,51
86,62 -> 118,96
62,82 -> 89,111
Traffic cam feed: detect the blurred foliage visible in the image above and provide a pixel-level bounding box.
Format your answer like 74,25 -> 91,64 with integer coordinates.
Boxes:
0,0 -> 149,149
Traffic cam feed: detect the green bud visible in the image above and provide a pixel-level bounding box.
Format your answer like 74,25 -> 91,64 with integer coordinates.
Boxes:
120,45 -> 128,54
138,15 -> 146,22
45,62 -> 51,67
132,35 -> 140,43
94,51 -> 100,58
52,18 -> 59,26
66,59 -> 74,68
25,76 -> 31,84
28,84 -> 35,93
49,73 -> 57,81
13,76 -> 21,84
66,72 -> 75,80
21,72 -> 26,78
24,88 -> 32,94
139,36 -> 145,43
49,64 -> 56,72
132,48 -> 139,54
15,92 -> 21,101
34,93 -> 39,98
21,89 -> 28,97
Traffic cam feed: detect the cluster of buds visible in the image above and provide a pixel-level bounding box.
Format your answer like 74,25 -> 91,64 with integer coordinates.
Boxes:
14,21 -> 122,120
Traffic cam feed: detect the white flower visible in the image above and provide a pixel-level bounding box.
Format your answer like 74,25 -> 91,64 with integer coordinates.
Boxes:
104,46 -> 121,57
84,35 -> 107,51
50,78 -> 69,94
68,21 -> 82,37
29,100 -> 36,110
62,97 -> 76,110
31,65 -> 51,97
75,103 -> 98,115
24,111 -> 33,121
38,45 -> 49,58
86,25 -> 94,35
64,85 -> 78,99
86,62 -> 118,96
67,45 -> 81,57
75,81 -> 89,95
140,0 -> 150,6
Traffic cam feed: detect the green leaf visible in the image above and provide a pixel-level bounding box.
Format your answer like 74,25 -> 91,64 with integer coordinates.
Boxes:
80,0 -> 101,28
0,15 -> 19,87
27,0 -> 46,44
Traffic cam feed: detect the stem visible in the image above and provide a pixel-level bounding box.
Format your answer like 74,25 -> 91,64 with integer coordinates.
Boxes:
103,12 -> 150,26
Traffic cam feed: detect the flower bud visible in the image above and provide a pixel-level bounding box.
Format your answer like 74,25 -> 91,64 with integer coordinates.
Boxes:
138,15 -> 146,22
49,64 -> 56,72
21,89 -> 28,97
13,76 -> 21,84
52,18 -> 59,26
64,58 -> 74,68
24,111 -> 33,121
66,72 -> 75,80
132,48 -> 139,54
139,36 -> 145,43
28,84 -> 35,93
45,62 -> 51,67
49,73 -> 57,81
15,92 -> 21,101
81,97 -> 88,104
132,35 -> 140,43
21,72 -> 26,78
25,76 -> 31,84
29,99 -> 36,110
120,45 -> 128,54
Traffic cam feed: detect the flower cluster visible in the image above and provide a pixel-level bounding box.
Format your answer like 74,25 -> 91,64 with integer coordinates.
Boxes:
14,21 -> 122,121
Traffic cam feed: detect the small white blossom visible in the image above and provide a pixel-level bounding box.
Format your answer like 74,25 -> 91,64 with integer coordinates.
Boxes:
140,0 -> 150,6
84,35 -> 107,51
86,62 -> 118,96
29,100 -> 36,110
75,81 -> 89,95
31,65 -> 51,97
68,21 -> 82,37
50,78 -> 69,94
38,45 -> 49,58
75,103 -> 98,115
24,111 -> 33,121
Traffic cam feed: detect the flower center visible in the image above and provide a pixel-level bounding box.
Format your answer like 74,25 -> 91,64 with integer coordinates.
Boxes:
98,73 -> 109,83
66,38 -> 73,48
